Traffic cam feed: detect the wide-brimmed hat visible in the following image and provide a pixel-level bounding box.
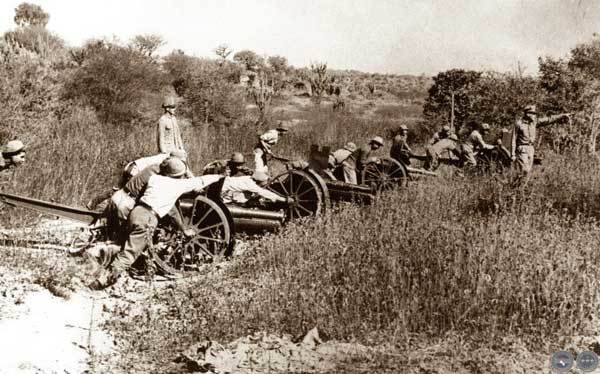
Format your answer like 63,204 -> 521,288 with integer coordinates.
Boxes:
169,149 -> 186,160
3,140 -> 25,154
275,120 -> 291,132
162,95 -> 176,108
344,142 -> 357,152
523,104 -> 537,114
260,129 -> 279,145
370,136 -> 384,146
399,124 -> 409,132
230,152 -> 245,164
480,123 -> 491,131
160,157 -> 186,177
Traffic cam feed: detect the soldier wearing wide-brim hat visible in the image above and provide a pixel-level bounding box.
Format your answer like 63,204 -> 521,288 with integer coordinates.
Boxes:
355,136 -> 384,179
1,140 -> 26,170
157,95 -> 185,155
512,104 -> 571,183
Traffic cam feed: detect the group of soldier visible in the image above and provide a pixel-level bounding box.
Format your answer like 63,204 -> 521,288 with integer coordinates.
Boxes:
0,95 -> 571,290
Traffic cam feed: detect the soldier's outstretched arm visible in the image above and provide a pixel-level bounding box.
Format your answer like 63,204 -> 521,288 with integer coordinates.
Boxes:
537,113 -> 570,128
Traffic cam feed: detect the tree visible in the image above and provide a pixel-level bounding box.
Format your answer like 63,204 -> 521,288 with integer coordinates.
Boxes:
233,49 -> 264,72
423,69 -> 482,133
214,44 -> 232,63
302,62 -> 331,105
130,34 -> 165,58
64,41 -> 167,124
14,2 -> 49,28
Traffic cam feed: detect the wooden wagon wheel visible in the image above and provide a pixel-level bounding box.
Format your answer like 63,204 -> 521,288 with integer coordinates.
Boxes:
267,169 -> 323,220
361,157 -> 408,193
158,196 -> 234,270
304,169 -> 331,212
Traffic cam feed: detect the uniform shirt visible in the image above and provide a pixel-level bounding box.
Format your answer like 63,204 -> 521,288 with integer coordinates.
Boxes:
157,113 -> 184,153
330,148 -> 356,169
140,174 -> 221,217
513,114 -> 565,147
221,175 -> 285,204
126,153 -> 169,177
253,142 -> 273,174
429,138 -> 461,158
390,134 -> 413,162
462,130 -> 494,155
428,131 -> 448,146
124,164 -> 161,198
355,144 -> 372,171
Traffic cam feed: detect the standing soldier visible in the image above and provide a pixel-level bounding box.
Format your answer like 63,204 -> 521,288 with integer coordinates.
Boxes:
424,134 -> 461,171
512,104 -> 570,183
158,95 -> 185,155
429,125 -> 451,146
461,123 -> 495,167
356,136 -> 384,179
390,125 -> 414,166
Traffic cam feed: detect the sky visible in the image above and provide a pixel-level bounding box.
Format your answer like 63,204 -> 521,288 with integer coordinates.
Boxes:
0,0 -> 599,75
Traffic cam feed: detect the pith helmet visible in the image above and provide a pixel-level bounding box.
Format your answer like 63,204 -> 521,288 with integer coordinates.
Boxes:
230,152 -> 245,164
449,134 -> 458,141
3,140 -> 25,154
162,96 -> 176,108
480,123 -> 491,131
275,120 -> 290,132
370,136 -> 384,146
399,125 -> 409,132
344,142 -> 357,152
160,157 -> 186,177
169,149 -> 186,160
252,170 -> 270,183
523,104 -> 537,114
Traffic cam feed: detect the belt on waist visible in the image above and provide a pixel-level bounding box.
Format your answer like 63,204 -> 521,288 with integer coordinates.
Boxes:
139,202 -> 160,219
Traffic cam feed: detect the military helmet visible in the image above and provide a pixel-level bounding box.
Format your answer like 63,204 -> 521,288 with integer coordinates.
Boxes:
344,142 -> 357,152
169,149 -> 187,161
230,152 -> 245,164
3,140 -> 25,154
370,136 -> 384,146
162,95 -> 176,108
523,104 -> 537,114
442,125 -> 451,133
480,123 -> 491,131
160,157 -> 186,177
449,134 -> 459,141
399,124 -> 409,132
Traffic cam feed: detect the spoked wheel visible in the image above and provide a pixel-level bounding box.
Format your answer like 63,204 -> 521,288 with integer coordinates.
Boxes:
157,196 -> 234,270
267,169 -> 324,220
361,157 -> 408,193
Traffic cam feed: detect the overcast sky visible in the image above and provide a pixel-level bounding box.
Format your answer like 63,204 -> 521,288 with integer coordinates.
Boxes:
0,0 -> 598,75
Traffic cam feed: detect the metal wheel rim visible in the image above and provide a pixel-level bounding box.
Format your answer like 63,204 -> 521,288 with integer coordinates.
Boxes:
362,158 -> 408,192
267,170 -> 323,220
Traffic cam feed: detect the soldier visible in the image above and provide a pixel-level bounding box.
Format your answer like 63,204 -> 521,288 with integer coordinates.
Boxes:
424,134 -> 461,171
89,158 -> 221,290
157,95 -> 185,155
429,125 -> 451,146
513,104 -> 570,181
86,150 -> 190,210
461,123 -> 495,167
221,170 -> 293,206
356,136 -> 384,176
390,125 -> 414,166
327,142 -> 358,184
203,152 -> 253,177
1,140 -> 26,172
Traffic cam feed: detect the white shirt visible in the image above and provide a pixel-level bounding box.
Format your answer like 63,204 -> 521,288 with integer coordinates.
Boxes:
128,153 -> 169,176
140,174 -> 221,217
221,176 -> 284,204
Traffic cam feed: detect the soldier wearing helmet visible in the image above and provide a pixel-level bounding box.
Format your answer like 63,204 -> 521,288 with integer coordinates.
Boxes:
1,140 -> 26,172
202,152 -> 253,177
327,142 -> 358,184
428,125 -> 452,146
355,136 -> 384,177
220,169 -> 292,206
390,125 -> 415,166
157,95 -> 185,155
461,123 -> 495,167
512,104 -> 570,183
89,158 -> 222,290
424,133 -> 461,171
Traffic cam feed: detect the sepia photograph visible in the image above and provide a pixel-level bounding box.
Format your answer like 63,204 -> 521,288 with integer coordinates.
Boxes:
0,0 -> 599,372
